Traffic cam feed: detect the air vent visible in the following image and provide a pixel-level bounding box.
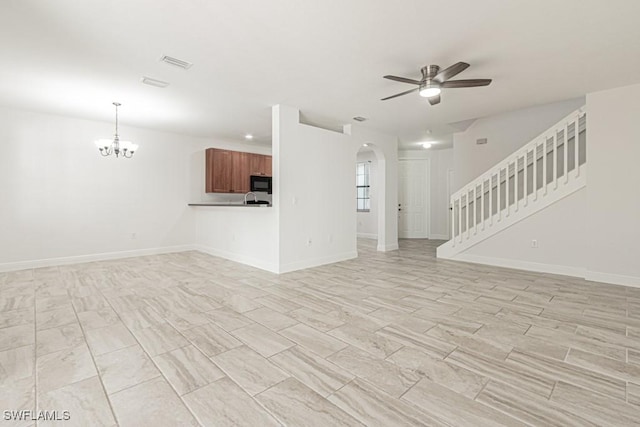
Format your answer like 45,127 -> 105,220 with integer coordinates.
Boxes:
476,138 -> 488,145
353,116 -> 367,122
140,76 -> 170,88
160,55 -> 193,69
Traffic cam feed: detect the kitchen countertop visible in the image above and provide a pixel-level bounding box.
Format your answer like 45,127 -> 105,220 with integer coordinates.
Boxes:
188,203 -> 272,208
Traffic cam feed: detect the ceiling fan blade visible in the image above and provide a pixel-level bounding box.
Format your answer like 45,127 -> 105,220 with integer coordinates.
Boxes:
428,95 -> 441,105
381,87 -> 419,100
440,79 -> 492,88
434,62 -> 470,82
383,75 -> 422,85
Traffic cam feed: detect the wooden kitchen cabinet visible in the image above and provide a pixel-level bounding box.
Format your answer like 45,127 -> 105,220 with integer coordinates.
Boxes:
248,153 -> 265,176
265,155 -> 272,176
231,151 -> 250,193
205,148 -> 232,193
248,153 -> 272,176
206,148 -> 272,193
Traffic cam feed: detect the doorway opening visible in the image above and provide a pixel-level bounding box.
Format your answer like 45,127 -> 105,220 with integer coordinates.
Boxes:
356,144 -> 386,250
398,159 -> 430,238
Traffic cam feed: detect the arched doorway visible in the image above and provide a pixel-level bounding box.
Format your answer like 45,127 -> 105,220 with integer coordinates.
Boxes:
356,144 -> 387,251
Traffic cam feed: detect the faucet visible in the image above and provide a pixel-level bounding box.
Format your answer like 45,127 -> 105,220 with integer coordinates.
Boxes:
244,192 -> 258,204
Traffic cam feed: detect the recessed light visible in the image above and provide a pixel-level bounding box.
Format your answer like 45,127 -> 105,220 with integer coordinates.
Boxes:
353,116 -> 367,122
422,142 -> 432,149
362,143 -> 369,147
245,134 -> 253,140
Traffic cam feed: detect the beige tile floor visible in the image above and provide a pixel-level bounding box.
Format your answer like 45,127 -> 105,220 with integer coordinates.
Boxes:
1,239 -> 640,426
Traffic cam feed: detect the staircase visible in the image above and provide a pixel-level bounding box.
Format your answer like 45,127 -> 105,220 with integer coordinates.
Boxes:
437,107 -> 587,259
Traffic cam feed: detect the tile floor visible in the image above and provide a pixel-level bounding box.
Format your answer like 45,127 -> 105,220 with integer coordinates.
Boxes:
1,239 -> 640,426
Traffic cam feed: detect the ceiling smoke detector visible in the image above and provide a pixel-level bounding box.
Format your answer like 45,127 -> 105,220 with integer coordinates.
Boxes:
160,55 -> 193,70
140,76 -> 170,88
353,116 -> 367,122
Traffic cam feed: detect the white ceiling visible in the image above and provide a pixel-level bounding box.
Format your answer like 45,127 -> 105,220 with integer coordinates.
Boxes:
1,0 -> 639,150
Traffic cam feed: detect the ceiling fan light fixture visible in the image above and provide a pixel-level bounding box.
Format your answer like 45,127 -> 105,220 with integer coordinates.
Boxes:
419,84 -> 441,98
382,62 -> 491,103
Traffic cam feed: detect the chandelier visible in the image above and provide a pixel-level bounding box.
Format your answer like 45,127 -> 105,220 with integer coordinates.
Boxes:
95,102 -> 138,158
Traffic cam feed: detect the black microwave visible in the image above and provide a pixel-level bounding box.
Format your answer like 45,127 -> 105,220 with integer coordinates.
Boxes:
250,175 -> 272,194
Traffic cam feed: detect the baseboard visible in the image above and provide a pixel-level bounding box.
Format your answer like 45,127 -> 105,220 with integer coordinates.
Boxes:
378,243 -> 399,251
0,245 -> 197,273
448,253 -> 640,289
585,270 -> 640,289
357,233 -> 378,239
429,234 -> 449,240
447,252 -> 587,279
278,251 -> 358,274
194,245 -> 279,274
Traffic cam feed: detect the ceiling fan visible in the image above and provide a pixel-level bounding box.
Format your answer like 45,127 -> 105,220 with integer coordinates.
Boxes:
381,62 -> 491,105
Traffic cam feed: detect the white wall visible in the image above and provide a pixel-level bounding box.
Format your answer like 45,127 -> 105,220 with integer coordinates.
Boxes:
399,148 -> 453,240
347,126 -> 399,252
459,188 -> 587,276
274,105 -> 355,272
356,150 -> 378,239
586,83 -> 640,286
453,97 -> 585,191
273,105 -> 398,272
194,207 -> 278,273
0,106 -> 206,270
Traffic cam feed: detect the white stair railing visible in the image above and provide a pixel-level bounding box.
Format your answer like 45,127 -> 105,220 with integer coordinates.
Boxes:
449,108 -> 586,249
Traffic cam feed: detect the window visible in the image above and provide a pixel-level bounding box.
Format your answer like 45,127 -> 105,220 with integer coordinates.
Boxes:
356,161 -> 370,212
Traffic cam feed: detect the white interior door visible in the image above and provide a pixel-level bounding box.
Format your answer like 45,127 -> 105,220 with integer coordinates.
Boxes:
398,159 -> 429,238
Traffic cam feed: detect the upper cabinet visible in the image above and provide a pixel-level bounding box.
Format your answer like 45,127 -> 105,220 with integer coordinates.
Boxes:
231,151 -> 250,193
248,153 -> 272,176
248,153 -> 265,176
205,149 -> 232,193
206,148 -> 272,193
265,155 -> 272,176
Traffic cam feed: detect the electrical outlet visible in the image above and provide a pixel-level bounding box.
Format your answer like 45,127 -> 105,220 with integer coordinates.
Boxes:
130,233 -> 137,240
306,237 -> 312,247
531,239 -> 538,248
